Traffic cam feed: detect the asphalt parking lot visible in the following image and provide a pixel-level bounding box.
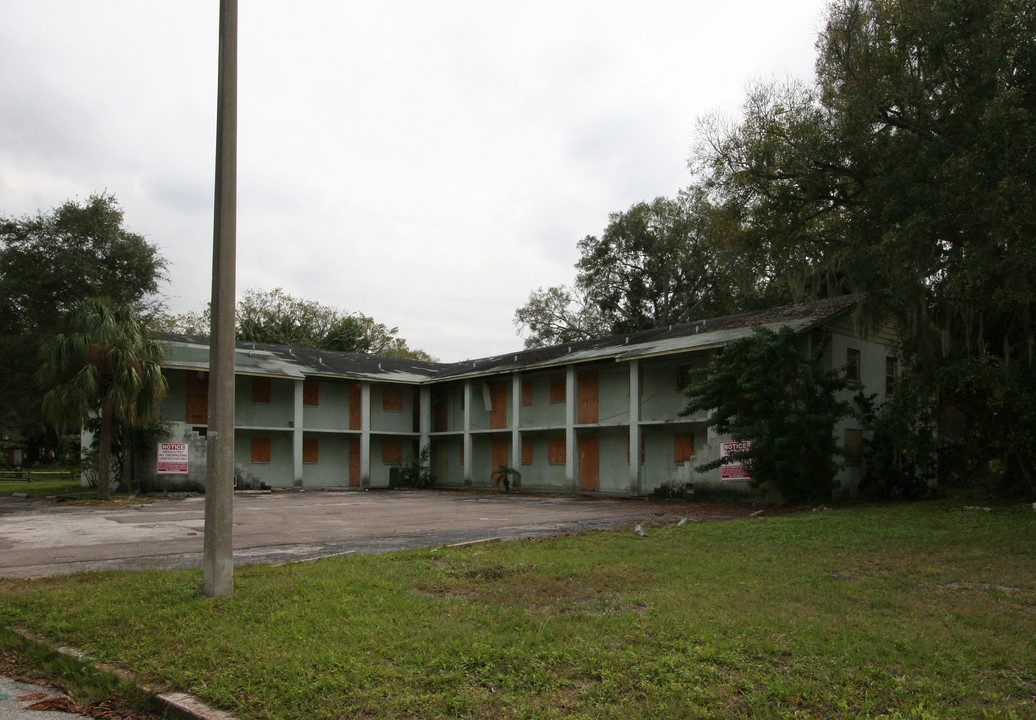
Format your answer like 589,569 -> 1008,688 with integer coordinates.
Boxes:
0,490 -> 744,579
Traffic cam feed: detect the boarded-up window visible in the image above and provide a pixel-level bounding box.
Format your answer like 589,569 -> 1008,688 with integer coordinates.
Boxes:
251,377 -> 271,403
885,356 -> 897,395
186,371 -> 208,424
349,385 -> 361,430
548,437 -> 566,464
382,441 -> 403,465
491,438 -> 508,476
521,437 -> 533,465
489,382 -> 507,429
578,436 -> 599,491
348,437 -> 360,487
550,377 -> 565,403
844,429 -> 863,466
251,437 -> 271,463
674,433 -> 694,463
303,381 -> 319,406
846,348 -> 861,382
577,371 -> 598,424
383,386 -> 404,412
521,380 -> 533,406
303,438 -> 319,463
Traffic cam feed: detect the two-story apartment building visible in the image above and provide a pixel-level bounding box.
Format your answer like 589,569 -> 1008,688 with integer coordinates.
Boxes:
138,296 -> 896,499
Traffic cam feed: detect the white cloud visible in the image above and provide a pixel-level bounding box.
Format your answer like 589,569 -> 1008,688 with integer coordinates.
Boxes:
0,0 -> 828,361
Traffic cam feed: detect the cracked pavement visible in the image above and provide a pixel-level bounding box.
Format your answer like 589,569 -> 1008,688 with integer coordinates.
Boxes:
0,490 -> 723,579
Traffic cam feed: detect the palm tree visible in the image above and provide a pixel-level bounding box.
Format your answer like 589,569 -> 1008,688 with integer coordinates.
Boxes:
38,298 -> 167,499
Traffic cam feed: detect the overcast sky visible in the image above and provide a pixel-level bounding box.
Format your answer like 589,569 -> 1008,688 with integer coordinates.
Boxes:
1,0 -> 829,362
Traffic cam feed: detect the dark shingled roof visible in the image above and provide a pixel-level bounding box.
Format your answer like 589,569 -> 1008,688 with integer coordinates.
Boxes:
431,294 -> 863,379
155,332 -> 444,383
156,295 -> 862,383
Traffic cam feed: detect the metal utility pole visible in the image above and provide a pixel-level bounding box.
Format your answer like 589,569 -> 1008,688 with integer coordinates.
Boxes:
203,0 -> 238,598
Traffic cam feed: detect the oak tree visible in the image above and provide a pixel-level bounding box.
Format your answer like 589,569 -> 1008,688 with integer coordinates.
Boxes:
167,287 -> 434,361
0,194 -> 166,456
695,0 -> 1036,493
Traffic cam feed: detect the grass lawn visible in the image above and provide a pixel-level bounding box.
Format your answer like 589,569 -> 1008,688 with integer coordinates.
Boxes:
1,502 -> 1033,719
0,479 -> 82,498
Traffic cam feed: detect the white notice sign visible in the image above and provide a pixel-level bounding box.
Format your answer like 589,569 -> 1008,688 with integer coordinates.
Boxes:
157,442 -> 189,474
720,440 -> 751,482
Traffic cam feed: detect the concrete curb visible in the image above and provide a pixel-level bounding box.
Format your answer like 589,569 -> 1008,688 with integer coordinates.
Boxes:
7,628 -> 239,720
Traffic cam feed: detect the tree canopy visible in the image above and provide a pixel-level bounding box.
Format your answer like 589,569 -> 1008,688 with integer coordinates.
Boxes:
165,288 -> 434,361
0,194 -> 166,456
576,194 -> 734,333
697,0 -> 1035,362
694,0 -> 1036,493
513,285 -> 607,350
515,194 -> 742,348
0,193 -> 165,336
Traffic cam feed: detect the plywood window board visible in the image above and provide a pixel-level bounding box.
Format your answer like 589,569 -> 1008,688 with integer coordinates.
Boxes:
382,441 -> 403,465
303,438 -> 319,463
548,437 -> 566,464
549,377 -> 565,403
349,385 -> 362,430
348,438 -> 361,487
251,437 -> 271,463
577,371 -> 598,424
186,371 -> 209,424
303,381 -> 320,406
252,377 -> 272,403
383,386 -> 404,412
489,382 -> 507,429
674,433 -> 694,464
578,436 -> 599,491
491,438 -> 508,474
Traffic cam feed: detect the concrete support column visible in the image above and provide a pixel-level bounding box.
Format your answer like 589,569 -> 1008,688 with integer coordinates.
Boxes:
628,360 -> 641,496
511,373 -> 521,488
360,382 -> 371,487
565,365 -> 576,491
292,380 -> 303,488
463,381 -> 472,486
